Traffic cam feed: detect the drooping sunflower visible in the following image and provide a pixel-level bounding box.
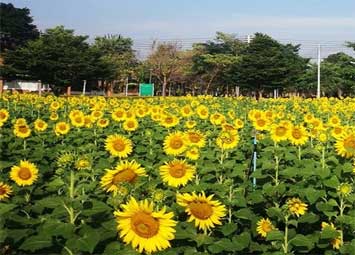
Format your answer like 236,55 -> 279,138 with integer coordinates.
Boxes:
10,160 -> 39,186
216,131 -> 239,150
123,118 -> 139,132
105,134 -> 133,158
256,218 -> 275,237
163,132 -> 187,156
177,192 -> 226,232
13,124 -> 31,138
34,119 -> 48,132
0,182 -> 12,200
159,159 -> 196,187
114,197 -> 176,254
100,160 -> 146,194
335,132 -> 355,158
286,197 -> 308,217
54,122 -> 70,136
288,125 -> 308,146
185,130 -> 206,148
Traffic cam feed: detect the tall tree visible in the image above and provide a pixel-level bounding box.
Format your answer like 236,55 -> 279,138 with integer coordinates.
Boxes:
93,34 -> 137,96
0,3 -> 39,52
3,26 -> 112,95
236,33 -> 308,97
146,43 -> 181,96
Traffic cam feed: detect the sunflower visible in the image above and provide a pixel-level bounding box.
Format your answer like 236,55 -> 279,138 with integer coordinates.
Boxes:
0,182 -> 12,200
49,111 -> 59,121
216,131 -> 239,150
75,158 -> 91,170
70,115 -> 85,128
0,108 -> 9,123
177,192 -> 226,232
163,132 -> 187,156
111,109 -> 126,122
185,120 -> 197,129
123,118 -> 139,132
288,125 -> 308,146
105,134 -> 133,158
34,119 -> 48,132
335,132 -> 355,158
331,238 -> 342,250
160,115 -> 179,128
196,105 -> 209,119
55,122 -> 70,136
286,197 -> 308,217
101,160 -> 146,194
185,146 -> 200,160
256,218 -> 275,237
159,159 -> 196,187
337,183 -> 352,196
10,160 -> 39,186
270,123 -> 289,143
13,124 -> 31,138
180,105 -> 193,117
90,110 -> 103,120
233,118 -> 244,129
114,197 -> 176,254
210,113 -> 225,126
185,130 -> 206,148
331,125 -> 346,139
97,118 -> 110,128
252,117 -> 270,131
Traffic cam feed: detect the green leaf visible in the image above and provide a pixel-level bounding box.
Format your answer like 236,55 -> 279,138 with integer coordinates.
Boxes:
231,232 -> 250,251
266,230 -> 284,241
103,242 -> 121,255
82,200 -> 112,216
41,220 -> 74,239
234,208 -> 254,220
193,234 -> 214,247
0,229 -> 7,243
220,223 -> 237,236
290,234 -> 314,250
323,176 -> 340,189
298,213 -> 320,224
66,225 -> 100,253
0,203 -> 16,215
320,227 -> 340,239
19,235 -> 53,252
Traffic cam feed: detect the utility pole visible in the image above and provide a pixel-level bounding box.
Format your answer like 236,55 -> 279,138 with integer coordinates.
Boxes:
82,80 -> 87,95
317,44 -> 321,98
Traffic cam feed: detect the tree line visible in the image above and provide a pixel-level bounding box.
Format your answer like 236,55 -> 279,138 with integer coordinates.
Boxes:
1,3 -> 354,97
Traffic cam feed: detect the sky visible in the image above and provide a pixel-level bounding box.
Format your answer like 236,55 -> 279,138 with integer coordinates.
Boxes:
3,0 -> 355,40
2,0 -> 355,59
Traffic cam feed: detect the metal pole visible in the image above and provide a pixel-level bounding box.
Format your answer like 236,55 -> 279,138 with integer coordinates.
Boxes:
149,68 -> 152,84
253,134 -> 257,186
317,44 -> 321,98
82,80 -> 87,95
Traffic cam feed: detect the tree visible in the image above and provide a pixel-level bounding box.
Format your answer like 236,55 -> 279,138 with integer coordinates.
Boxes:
236,33 -> 308,98
146,43 -> 181,96
93,34 -> 137,96
0,3 -> 39,52
3,26 -> 111,95
192,32 -> 244,94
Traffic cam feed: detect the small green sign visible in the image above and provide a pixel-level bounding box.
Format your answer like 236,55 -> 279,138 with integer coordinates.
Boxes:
139,83 -> 154,96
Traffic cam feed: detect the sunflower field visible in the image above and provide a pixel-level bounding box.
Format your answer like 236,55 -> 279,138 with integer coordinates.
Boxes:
0,93 -> 354,255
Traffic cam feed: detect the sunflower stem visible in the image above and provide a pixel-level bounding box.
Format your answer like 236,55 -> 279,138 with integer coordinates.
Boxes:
63,246 -> 74,255
282,215 -> 289,254
339,197 -> 345,246
321,146 -> 326,169
23,139 -> 27,151
69,170 -> 75,200
297,146 -> 301,160
274,155 -> 279,186
228,185 -> 233,223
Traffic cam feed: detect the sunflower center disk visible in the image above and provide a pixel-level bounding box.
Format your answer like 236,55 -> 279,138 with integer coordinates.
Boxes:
189,202 -> 213,220
344,136 -> 355,152
261,222 -> 273,232
112,169 -> 137,184
0,187 -> 5,195
18,167 -> 32,180
276,127 -> 287,136
113,140 -> 125,152
19,126 -> 28,133
131,212 -> 159,238
292,130 -> 301,139
189,134 -> 200,143
169,164 -> 186,178
127,122 -> 135,128
170,138 -> 183,149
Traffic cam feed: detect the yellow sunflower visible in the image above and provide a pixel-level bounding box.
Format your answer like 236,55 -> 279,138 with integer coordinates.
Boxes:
177,192 -> 226,232
105,134 -> 133,158
159,159 -> 196,187
288,125 -> 308,146
114,197 -> 176,254
163,132 -> 187,156
49,111 -> 59,121
0,182 -> 12,200
196,105 -> 209,119
160,115 -> 179,128
270,123 -> 289,143
13,124 -> 31,138
185,120 -> 197,129
185,130 -> 206,148
185,146 -> 200,160
97,118 -> 110,128
75,158 -> 91,170
335,132 -> 355,158
0,108 -> 9,123
180,105 -> 193,118
54,122 -> 70,136
10,160 -> 39,186
34,119 -> 48,132
111,109 -> 126,122
70,115 -> 85,128
252,117 -> 270,131
286,197 -> 308,217
100,160 -> 146,194
123,118 -> 139,132
256,218 -> 275,237
216,131 -> 239,150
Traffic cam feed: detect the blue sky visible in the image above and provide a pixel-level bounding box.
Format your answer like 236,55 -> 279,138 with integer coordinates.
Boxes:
3,0 -> 355,41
